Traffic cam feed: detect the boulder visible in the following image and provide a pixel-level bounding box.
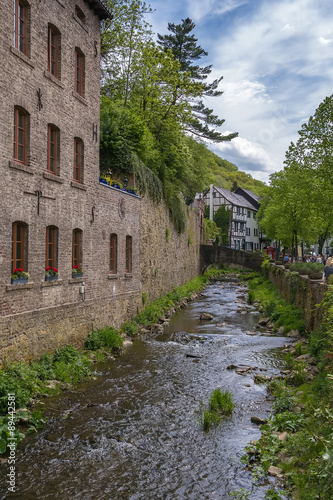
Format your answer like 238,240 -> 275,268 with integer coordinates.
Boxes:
268,465 -> 283,477
200,312 -> 213,321
287,329 -> 300,337
251,416 -> 268,425
258,318 -> 270,326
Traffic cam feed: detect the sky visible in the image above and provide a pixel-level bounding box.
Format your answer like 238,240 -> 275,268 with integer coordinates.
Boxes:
146,0 -> 333,184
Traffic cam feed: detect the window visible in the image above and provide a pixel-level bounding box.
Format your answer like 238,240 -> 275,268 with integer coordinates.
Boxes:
14,0 -> 28,55
12,222 -> 27,272
247,210 -> 251,218
47,124 -> 59,174
48,25 -> 60,78
72,229 -> 82,269
246,227 -> 251,236
73,138 -> 83,183
125,236 -> 132,273
74,48 -> 85,96
46,226 -> 58,270
14,107 -> 29,164
234,222 -> 238,232
109,233 -> 117,274
75,5 -> 86,23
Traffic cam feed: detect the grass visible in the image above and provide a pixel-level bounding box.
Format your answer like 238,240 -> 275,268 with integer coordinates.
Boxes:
198,388 -> 235,431
247,275 -> 305,334
242,285 -> 333,499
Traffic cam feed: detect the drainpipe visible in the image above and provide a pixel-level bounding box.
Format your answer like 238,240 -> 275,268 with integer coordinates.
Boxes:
229,204 -> 233,247
209,184 -> 214,221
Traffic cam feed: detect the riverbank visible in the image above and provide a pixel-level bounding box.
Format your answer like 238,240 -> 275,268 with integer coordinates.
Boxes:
241,274 -> 333,500
0,267 -> 228,457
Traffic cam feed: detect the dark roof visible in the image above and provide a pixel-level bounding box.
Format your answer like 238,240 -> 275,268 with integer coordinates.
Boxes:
213,186 -> 258,211
234,187 -> 261,209
84,0 -> 112,20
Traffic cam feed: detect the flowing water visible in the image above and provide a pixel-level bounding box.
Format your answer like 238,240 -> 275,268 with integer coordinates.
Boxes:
0,279 -> 290,499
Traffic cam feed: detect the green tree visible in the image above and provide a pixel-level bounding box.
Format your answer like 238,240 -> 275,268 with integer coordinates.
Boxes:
214,205 -> 230,245
257,164 -> 314,259
284,94 -> 333,252
101,0 -> 153,106
157,18 -> 238,143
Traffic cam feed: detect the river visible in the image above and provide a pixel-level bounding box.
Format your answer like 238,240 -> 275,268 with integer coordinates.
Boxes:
0,278 -> 290,499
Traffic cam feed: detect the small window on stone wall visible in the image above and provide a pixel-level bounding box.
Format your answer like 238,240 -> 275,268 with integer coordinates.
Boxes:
125,235 -> 132,273
14,0 -> 31,57
72,228 -> 82,271
74,47 -> 85,97
46,225 -> 58,271
47,124 -> 60,175
12,221 -> 28,274
48,24 -> 61,79
75,5 -> 86,23
110,233 -> 117,274
13,106 -> 30,165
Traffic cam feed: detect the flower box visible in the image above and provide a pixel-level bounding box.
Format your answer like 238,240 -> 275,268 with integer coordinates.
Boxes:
11,277 -> 28,285
308,272 -> 323,280
45,274 -> 58,282
72,273 -> 83,279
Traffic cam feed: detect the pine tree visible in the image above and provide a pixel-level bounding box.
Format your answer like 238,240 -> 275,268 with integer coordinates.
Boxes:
157,18 -> 238,143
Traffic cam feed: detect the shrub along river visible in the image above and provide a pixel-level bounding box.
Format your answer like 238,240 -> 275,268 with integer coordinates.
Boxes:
0,278 -> 291,499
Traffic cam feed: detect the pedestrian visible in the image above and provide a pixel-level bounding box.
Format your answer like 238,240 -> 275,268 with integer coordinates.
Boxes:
326,254 -> 333,268
323,263 -> 333,284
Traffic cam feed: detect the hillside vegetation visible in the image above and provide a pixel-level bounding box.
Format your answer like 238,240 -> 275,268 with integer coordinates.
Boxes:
100,0 -> 267,231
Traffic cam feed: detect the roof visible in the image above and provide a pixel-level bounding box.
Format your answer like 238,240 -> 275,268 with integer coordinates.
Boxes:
84,0 -> 113,20
237,187 -> 261,202
234,187 -> 261,209
213,186 -> 258,211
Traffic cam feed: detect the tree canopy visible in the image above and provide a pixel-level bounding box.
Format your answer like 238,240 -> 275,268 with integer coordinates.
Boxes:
100,1 -> 262,230
257,94 -> 333,254
157,18 -> 238,143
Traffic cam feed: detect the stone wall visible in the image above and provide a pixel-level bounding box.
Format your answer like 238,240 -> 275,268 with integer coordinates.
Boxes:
200,245 -> 264,273
0,0 -> 203,364
140,196 -> 202,304
200,246 -> 327,331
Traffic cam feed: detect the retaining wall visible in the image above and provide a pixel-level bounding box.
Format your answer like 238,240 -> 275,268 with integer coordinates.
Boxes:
200,246 -> 327,331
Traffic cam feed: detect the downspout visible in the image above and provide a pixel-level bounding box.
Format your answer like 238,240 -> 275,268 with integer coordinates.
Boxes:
209,184 -> 214,221
229,204 -> 233,247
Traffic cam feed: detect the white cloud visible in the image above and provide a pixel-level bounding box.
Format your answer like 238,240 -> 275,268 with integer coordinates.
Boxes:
149,0 -> 333,184
318,36 -> 333,45
184,0 -> 248,22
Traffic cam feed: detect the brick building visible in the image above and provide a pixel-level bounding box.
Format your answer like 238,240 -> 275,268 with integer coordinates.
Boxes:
0,0 -> 144,362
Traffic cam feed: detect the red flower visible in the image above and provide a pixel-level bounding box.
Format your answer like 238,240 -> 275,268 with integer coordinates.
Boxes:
52,268 -> 58,273
18,268 -> 23,272
45,267 -> 51,271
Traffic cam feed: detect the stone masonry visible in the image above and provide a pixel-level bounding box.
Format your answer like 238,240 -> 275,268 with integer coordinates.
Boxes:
0,0 -> 203,363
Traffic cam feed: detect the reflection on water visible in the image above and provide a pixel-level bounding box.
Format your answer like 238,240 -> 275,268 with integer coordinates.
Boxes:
0,281 -> 290,500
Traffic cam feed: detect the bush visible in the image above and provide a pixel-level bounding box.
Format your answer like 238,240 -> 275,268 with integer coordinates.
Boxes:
121,321 -> 139,336
85,327 -> 124,351
53,345 -> 79,364
290,262 -> 324,275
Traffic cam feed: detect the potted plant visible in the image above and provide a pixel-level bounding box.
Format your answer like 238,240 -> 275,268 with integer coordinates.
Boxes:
72,265 -> 83,278
11,268 -> 29,284
45,266 -> 58,281
112,180 -> 123,190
